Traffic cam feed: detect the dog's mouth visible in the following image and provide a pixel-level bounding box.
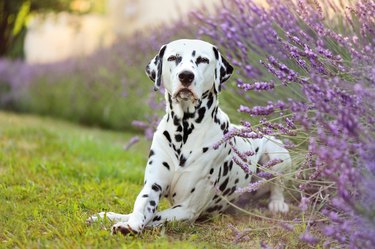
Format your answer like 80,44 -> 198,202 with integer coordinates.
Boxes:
173,89 -> 198,103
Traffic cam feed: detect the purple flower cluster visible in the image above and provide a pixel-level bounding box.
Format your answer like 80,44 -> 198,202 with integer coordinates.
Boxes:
237,81 -> 275,91
195,0 -> 375,247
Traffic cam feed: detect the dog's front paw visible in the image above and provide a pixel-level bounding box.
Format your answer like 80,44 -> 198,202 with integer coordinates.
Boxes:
268,200 -> 289,213
111,222 -> 140,236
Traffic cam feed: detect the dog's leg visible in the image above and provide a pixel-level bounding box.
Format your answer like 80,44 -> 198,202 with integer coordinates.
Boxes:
111,145 -> 173,235
262,138 -> 291,213
111,181 -> 168,235
87,212 -> 130,223
145,205 -> 196,228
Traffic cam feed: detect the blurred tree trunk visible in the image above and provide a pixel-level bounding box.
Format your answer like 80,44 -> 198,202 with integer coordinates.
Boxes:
0,0 -> 72,58
0,1 -> 19,57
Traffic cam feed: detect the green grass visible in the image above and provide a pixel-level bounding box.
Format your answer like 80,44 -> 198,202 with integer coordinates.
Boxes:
0,111 -> 323,248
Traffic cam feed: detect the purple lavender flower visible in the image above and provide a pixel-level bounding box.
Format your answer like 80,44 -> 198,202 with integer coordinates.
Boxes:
123,136 -> 140,150
299,196 -> 309,212
236,179 -> 265,193
237,81 -> 275,91
300,230 -> 319,245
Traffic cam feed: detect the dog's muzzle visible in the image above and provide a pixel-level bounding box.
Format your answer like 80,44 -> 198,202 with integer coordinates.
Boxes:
173,88 -> 198,103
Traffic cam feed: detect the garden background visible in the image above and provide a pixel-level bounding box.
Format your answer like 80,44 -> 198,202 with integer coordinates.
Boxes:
0,0 -> 374,248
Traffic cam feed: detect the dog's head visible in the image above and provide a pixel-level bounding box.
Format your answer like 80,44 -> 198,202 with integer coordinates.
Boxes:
145,39 -> 233,103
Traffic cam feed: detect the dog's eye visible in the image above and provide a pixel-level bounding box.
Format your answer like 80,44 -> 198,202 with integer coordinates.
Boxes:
196,56 -> 210,64
167,55 -> 177,61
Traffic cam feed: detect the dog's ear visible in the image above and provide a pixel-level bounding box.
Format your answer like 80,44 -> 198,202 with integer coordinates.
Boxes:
213,47 -> 234,92
145,44 -> 167,91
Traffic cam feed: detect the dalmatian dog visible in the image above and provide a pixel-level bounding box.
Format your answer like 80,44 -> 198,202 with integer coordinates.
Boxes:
88,39 -> 291,235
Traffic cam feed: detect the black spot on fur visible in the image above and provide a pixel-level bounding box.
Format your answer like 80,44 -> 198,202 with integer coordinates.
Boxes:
172,205 -> 182,209
150,200 -> 156,206
149,150 -> 155,158
162,161 -> 170,170
209,168 -> 214,174
191,188 -> 195,193
168,93 -> 173,110
182,121 -> 194,144
179,155 -> 187,167
203,147 -> 208,153
213,84 -> 218,95
155,46 -> 167,88
152,183 -> 162,192
183,112 -> 195,120
255,147 -> 259,153
202,90 -> 210,98
207,93 -> 214,109
151,71 -> 156,81
229,186 -> 236,195
154,55 -> 159,65
223,188 -> 231,196
175,134 -> 182,142
223,162 -> 229,176
213,47 -> 219,60
219,177 -> 229,192
192,50 -> 196,57
245,174 -> 250,179
195,107 -> 206,123
159,45 -> 166,59
148,160 -> 153,165
152,215 -> 162,222
234,178 -> 239,184
163,130 -> 172,143
173,193 -> 176,197
146,64 -> 150,74
219,56 -> 233,84
219,67 -> 226,83
175,56 -> 182,65
142,194 -> 148,198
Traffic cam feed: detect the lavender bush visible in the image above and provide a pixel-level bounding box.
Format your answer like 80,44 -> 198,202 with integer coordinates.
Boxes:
0,22 -> 193,131
194,0 -> 374,247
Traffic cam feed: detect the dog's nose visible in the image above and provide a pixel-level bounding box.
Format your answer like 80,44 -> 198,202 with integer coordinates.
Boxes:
178,71 -> 195,86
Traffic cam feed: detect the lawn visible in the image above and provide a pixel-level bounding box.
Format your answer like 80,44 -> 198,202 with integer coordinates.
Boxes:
0,111 -> 321,248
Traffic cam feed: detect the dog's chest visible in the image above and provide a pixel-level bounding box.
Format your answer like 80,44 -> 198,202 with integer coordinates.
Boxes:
162,112 -> 224,167
163,124 -> 263,213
